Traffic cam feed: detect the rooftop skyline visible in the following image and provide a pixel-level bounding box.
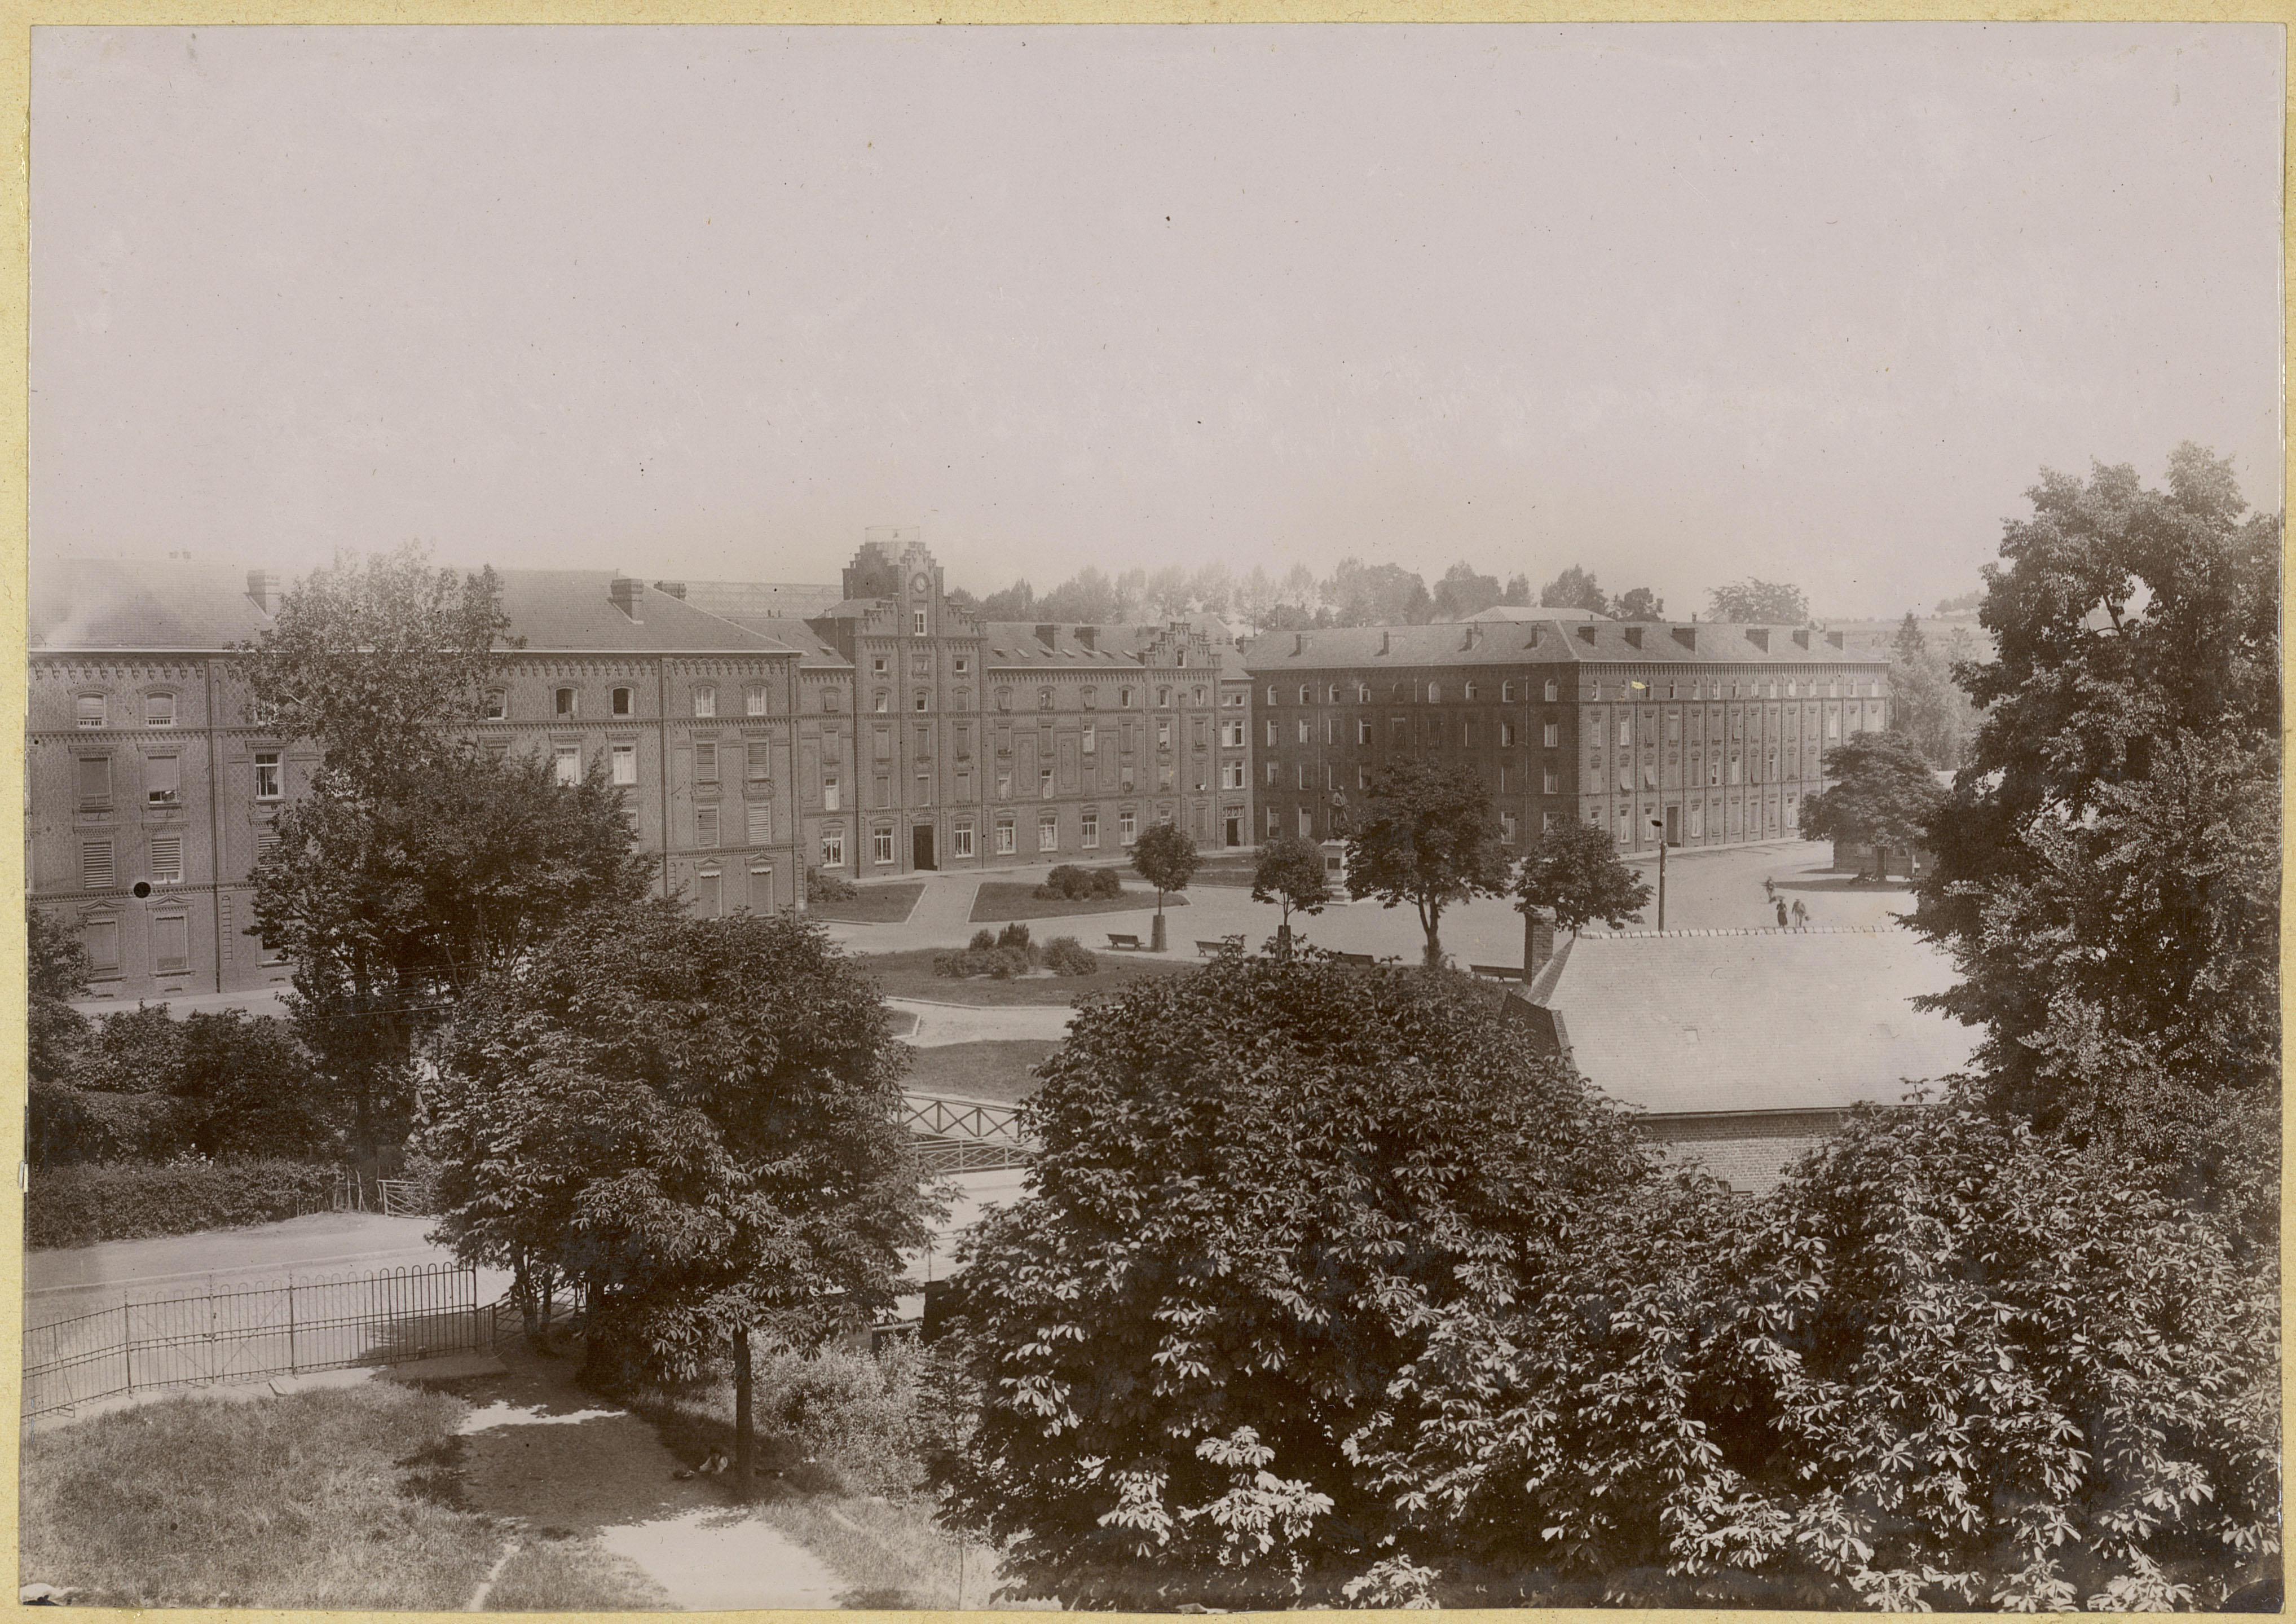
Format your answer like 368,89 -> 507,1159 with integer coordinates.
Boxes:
32,24 -> 2284,620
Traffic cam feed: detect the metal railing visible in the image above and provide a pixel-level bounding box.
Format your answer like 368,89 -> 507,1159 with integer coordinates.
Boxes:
23,1263 -> 485,1420
900,1091 -> 1034,1173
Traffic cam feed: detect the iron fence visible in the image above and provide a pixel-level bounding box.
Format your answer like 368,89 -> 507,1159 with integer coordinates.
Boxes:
23,1262 -> 485,1420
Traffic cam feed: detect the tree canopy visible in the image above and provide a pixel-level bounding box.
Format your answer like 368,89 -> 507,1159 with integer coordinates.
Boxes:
426,904 -> 937,1491
1799,730 -> 1946,878
1707,578 -> 1810,624
1513,820 -> 1652,935
1343,760 -> 1511,966
1907,445 -> 2281,1195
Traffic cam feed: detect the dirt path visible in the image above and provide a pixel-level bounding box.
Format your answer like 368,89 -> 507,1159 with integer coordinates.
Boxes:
446,1342 -> 843,1610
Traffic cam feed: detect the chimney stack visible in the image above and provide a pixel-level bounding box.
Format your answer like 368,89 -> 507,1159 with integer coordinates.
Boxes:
610,577 -> 645,621
245,570 -> 281,614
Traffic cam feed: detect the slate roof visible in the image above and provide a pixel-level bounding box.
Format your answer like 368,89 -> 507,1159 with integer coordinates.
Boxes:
1528,927 -> 1977,1116
32,558 -> 277,650
703,613 -> 853,670
32,558 -> 799,658
1245,620 -> 1894,671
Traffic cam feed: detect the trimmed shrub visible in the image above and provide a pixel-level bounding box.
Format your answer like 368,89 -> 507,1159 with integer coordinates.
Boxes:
28,1159 -> 341,1250
996,922 -> 1033,953
969,928 -> 999,952
808,866 -> 859,904
1042,936 -> 1099,976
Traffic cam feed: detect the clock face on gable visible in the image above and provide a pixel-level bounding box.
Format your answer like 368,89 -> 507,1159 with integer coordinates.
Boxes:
911,573 -> 931,595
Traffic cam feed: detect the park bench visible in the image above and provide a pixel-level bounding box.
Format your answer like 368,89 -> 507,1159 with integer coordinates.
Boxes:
1470,963 -> 1526,982
1105,932 -> 1144,950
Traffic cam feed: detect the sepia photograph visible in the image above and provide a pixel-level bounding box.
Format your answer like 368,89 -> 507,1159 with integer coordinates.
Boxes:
17,19 -> 2284,1612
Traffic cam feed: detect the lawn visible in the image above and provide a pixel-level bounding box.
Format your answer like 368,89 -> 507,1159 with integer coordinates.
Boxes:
855,947 -> 1199,1006
971,880 -> 1186,922
17,1383 -> 653,1611
902,1039 -> 1056,1104
808,882 -> 927,925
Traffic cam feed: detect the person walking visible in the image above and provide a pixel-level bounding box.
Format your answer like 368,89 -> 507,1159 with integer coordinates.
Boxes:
1791,898 -> 1809,932
1774,897 -> 1788,930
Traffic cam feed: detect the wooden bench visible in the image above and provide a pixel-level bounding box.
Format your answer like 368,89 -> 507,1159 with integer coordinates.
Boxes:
1470,963 -> 1527,982
1106,932 -> 1144,950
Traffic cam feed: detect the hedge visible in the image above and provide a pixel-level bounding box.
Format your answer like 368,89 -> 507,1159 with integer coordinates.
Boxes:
27,1159 -> 342,1251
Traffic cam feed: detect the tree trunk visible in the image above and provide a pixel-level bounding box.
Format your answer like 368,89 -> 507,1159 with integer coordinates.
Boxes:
733,1327 -> 755,1500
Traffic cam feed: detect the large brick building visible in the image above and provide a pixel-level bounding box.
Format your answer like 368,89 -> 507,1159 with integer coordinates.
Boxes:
1242,611 -> 1892,856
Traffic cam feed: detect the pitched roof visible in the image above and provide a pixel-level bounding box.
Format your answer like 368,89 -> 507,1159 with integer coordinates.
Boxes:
31,557 -> 277,650
1530,927 -> 1976,1116
487,570 -> 797,655
1244,620 -> 1894,671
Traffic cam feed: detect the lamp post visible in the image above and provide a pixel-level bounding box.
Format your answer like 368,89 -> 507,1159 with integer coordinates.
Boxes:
1648,816 -> 1668,932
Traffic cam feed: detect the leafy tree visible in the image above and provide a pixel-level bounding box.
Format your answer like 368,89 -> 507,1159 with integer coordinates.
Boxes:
1908,445 -> 2281,1188
1129,820 -> 1199,921
1249,833 -> 1331,956
1430,561 -> 1503,621
1343,760 -> 1511,967
1539,564 -> 1610,614
936,952 -> 1656,1608
1512,820 -> 1651,937
1799,730 -> 1945,881
243,543 -> 509,785
426,904 -> 937,1492
1609,585 -> 1665,621
253,744 -> 654,1159
1707,578 -> 1810,624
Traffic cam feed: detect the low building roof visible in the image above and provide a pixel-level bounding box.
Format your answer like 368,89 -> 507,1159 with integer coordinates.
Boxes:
32,557 -> 277,650
1244,620 -> 1894,671
1528,927 -> 1977,1116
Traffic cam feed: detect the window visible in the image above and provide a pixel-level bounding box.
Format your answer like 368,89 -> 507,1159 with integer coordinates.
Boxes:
1544,769 -> 1561,795
746,802 -> 773,845
75,694 -> 104,728
953,820 -> 975,859
146,693 -> 176,728
914,609 -> 928,635
691,686 -> 715,718
1038,815 -> 1058,852
696,807 -> 721,848
554,745 -> 580,786
1082,724 -> 1097,755
610,745 -> 637,786
995,816 -> 1016,855
253,751 -> 283,800
483,690 -> 506,721
147,754 -> 181,804
84,917 -> 120,975
1544,680 -> 1559,702
554,687 -> 578,718
152,914 -> 189,975
1500,813 -> 1517,845
81,838 -> 114,890
746,684 -> 769,716
695,742 -> 719,783
824,774 -> 841,811
1082,811 -> 1099,847
1120,809 -> 1138,844
874,827 -> 896,865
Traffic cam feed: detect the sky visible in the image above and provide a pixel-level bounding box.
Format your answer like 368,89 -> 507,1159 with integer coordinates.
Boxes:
29,24 -> 2285,620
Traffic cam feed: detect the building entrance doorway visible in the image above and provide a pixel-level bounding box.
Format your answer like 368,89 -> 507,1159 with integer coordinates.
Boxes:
1224,814 -> 1241,847
913,825 -> 936,870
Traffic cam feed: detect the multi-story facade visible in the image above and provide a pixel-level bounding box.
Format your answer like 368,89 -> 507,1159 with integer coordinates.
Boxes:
707,531 -> 1254,880
30,560 -> 816,1002
1243,614 -> 1891,856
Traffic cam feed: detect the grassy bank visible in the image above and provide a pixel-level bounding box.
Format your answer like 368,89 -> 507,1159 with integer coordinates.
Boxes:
970,881 -> 1183,923
858,947 -> 1198,1005
20,1382 -> 659,1611
903,1040 -> 1056,1103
